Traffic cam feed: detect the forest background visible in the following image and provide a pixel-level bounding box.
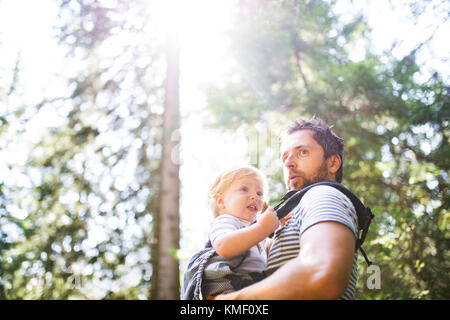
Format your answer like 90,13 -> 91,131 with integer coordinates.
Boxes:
0,0 -> 448,299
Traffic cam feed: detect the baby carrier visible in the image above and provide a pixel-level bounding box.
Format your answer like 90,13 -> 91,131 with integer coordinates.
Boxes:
181,180 -> 374,299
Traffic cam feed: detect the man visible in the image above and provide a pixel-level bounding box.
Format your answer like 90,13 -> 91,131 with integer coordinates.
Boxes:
213,117 -> 359,299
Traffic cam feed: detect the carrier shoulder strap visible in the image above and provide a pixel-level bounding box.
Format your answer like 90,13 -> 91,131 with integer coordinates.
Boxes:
274,180 -> 374,266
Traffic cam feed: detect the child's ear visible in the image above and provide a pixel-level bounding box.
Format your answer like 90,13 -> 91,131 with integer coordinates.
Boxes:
215,193 -> 225,210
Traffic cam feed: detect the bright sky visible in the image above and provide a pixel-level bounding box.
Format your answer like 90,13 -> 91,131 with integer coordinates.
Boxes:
1,0 -> 449,289
0,0 -> 246,287
336,0 -> 450,82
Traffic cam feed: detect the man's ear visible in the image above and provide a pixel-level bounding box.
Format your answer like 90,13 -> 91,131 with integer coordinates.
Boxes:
327,154 -> 342,175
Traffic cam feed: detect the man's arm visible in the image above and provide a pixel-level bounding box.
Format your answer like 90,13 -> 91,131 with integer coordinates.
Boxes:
213,221 -> 355,299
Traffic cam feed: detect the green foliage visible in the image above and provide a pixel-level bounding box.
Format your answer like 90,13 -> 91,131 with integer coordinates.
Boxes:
0,0 -> 166,299
203,0 -> 449,299
1,0 -> 447,300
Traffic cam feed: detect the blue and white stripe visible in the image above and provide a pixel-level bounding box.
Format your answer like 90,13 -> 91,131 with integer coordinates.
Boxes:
267,185 -> 359,299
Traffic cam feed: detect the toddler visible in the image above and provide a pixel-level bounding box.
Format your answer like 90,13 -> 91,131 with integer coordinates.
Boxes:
181,165 -> 290,299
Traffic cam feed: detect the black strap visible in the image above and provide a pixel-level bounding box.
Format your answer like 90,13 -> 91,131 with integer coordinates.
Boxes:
273,180 -> 374,266
359,247 -> 372,266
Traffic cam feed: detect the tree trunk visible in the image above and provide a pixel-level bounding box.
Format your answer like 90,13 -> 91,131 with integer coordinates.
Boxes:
155,28 -> 180,299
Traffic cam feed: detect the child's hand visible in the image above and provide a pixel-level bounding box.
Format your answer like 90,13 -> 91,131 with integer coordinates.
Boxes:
280,212 -> 292,227
256,207 -> 279,235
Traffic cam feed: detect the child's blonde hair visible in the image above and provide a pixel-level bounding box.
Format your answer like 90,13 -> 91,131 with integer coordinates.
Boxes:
208,165 -> 268,217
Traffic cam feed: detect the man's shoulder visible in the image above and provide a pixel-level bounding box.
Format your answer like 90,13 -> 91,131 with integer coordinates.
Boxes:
295,184 -> 358,236
301,184 -> 355,211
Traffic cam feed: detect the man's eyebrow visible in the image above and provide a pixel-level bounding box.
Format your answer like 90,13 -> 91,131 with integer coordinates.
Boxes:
294,144 -> 312,149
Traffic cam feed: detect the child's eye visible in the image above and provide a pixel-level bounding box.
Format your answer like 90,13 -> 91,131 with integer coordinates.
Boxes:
256,191 -> 263,197
241,186 -> 248,192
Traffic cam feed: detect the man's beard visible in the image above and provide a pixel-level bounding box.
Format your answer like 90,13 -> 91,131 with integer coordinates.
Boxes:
286,161 -> 330,191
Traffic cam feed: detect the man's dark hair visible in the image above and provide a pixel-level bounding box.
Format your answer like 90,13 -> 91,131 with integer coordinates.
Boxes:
281,117 -> 344,182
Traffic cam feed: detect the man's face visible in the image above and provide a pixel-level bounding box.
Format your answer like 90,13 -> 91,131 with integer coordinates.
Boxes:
280,129 -> 331,191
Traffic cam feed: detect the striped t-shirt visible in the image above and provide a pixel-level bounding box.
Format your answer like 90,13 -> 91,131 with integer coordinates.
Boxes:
267,185 -> 359,300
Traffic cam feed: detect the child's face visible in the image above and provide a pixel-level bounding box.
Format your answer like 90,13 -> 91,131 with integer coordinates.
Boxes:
216,175 -> 265,222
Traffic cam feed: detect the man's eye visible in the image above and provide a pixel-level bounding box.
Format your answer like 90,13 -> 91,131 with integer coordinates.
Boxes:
300,149 -> 308,156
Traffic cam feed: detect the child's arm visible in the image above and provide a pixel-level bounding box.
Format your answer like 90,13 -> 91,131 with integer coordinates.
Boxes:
213,207 -> 279,259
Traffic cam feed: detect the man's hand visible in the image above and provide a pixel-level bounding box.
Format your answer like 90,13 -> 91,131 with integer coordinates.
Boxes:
207,292 -> 237,300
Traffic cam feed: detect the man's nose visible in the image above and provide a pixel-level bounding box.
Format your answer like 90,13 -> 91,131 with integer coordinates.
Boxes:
284,153 -> 297,168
